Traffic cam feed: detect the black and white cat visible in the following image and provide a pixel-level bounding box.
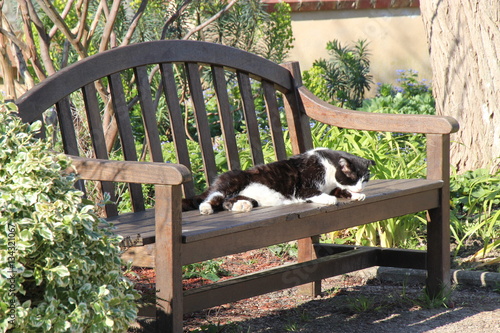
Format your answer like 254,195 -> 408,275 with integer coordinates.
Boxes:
182,148 -> 375,215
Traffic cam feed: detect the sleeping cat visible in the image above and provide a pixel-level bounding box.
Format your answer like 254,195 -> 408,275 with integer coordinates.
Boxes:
182,148 -> 375,215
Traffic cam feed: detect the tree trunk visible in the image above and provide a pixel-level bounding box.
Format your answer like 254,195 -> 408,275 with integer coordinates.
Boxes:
420,0 -> 500,173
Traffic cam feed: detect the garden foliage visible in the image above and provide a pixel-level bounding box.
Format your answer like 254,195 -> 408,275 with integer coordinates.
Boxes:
450,168 -> 500,263
0,101 -> 138,332
303,39 -> 373,109
304,69 -> 499,260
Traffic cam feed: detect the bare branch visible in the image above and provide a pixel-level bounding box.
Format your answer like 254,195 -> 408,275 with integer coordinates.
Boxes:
99,0 -> 121,52
22,0 -> 55,75
48,0 -> 75,38
121,0 -> 149,46
161,0 -> 193,40
87,1 -> 104,46
16,5 -> 45,84
34,0 -> 88,58
0,30 -> 17,98
75,0 -> 90,42
0,26 -> 28,53
182,0 -> 239,40
0,9 -> 37,94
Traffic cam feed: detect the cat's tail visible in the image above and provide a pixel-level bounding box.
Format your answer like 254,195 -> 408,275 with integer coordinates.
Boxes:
182,193 -> 208,211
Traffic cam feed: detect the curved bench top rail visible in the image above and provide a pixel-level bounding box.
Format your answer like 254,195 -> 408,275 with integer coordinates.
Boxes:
16,40 -> 294,123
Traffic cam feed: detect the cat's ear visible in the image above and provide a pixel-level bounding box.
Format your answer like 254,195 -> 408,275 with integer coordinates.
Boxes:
368,159 -> 376,166
339,158 -> 353,174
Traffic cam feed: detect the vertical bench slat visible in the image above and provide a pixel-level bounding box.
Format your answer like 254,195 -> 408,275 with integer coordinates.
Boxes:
262,80 -> 287,161
134,65 -> 164,162
108,72 -> 145,212
82,83 -> 118,217
236,71 -> 264,166
281,62 -> 313,154
56,97 -> 86,193
186,62 -> 218,184
55,97 -> 79,156
82,83 -> 108,159
159,63 -> 196,198
283,90 -> 313,154
211,65 -> 240,171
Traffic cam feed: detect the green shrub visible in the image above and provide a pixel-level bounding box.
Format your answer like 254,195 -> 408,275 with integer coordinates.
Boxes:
450,168 -> 500,264
361,70 -> 435,116
0,101 -> 138,332
310,122 -> 428,248
303,39 -> 373,109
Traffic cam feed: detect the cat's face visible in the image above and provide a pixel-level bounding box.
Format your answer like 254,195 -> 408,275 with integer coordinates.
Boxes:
336,156 -> 375,193
314,148 -> 375,193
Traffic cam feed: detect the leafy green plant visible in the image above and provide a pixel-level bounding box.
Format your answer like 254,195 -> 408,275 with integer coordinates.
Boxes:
310,121 -> 428,248
347,295 -> 382,313
414,285 -> 454,309
311,69 -> 499,265
305,66 -> 443,249
303,39 -> 373,109
0,102 -> 138,332
450,168 -> 500,263
268,242 -> 298,258
284,320 -> 302,332
182,260 -> 230,282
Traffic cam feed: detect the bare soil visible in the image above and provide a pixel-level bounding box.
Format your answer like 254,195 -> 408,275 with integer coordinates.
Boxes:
130,249 -> 500,333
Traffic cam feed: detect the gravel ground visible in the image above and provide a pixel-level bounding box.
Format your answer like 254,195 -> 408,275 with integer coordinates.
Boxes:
131,249 -> 500,332
179,274 -> 500,332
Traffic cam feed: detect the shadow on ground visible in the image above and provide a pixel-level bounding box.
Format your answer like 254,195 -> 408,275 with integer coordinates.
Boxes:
131,278 -> 500,333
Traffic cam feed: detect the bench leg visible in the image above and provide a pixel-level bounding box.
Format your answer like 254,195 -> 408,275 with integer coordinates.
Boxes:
155,185 -> 183,332
297,236 -> 322,297
427,205 -> 451,298
426,134 -> 451,299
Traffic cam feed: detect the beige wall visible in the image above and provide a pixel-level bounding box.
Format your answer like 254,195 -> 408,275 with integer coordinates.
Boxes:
287,8 -> 431,96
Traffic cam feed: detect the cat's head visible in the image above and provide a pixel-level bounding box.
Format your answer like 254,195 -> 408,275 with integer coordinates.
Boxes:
316,149 -> 375,193
337,155 -> 375,193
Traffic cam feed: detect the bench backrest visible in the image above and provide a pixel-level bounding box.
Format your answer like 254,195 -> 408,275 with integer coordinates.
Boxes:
16,40 -> 313,217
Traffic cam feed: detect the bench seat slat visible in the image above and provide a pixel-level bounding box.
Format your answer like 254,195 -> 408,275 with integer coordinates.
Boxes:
109,178 -> 442,248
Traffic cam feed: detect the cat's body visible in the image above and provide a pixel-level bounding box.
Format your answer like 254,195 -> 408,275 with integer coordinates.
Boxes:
182,148 -> 375,215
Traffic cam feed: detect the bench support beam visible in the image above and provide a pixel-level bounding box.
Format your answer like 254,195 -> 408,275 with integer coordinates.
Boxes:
183,247 -> 379,313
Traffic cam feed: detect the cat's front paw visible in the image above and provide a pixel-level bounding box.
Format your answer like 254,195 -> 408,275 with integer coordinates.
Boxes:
307,193 -> 338,205
199,202 -> 214,215
350,192 -> 366,201
231,200 -> 253,213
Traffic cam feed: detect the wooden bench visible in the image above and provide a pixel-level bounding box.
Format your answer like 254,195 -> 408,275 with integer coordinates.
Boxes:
16,40 -> 459,332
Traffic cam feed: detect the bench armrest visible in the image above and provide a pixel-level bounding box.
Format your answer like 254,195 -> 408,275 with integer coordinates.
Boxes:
299,86 -> 459,134
67,156 -> 192,185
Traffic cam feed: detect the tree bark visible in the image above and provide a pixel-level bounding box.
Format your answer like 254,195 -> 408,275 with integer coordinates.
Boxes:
420,0 -> 500,173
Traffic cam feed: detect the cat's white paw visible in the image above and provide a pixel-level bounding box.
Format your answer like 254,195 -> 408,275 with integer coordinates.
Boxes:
308,193 -> 338,205
350,192 -> 366,201
199,202 -> 214,215
231,200 -> 253,213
